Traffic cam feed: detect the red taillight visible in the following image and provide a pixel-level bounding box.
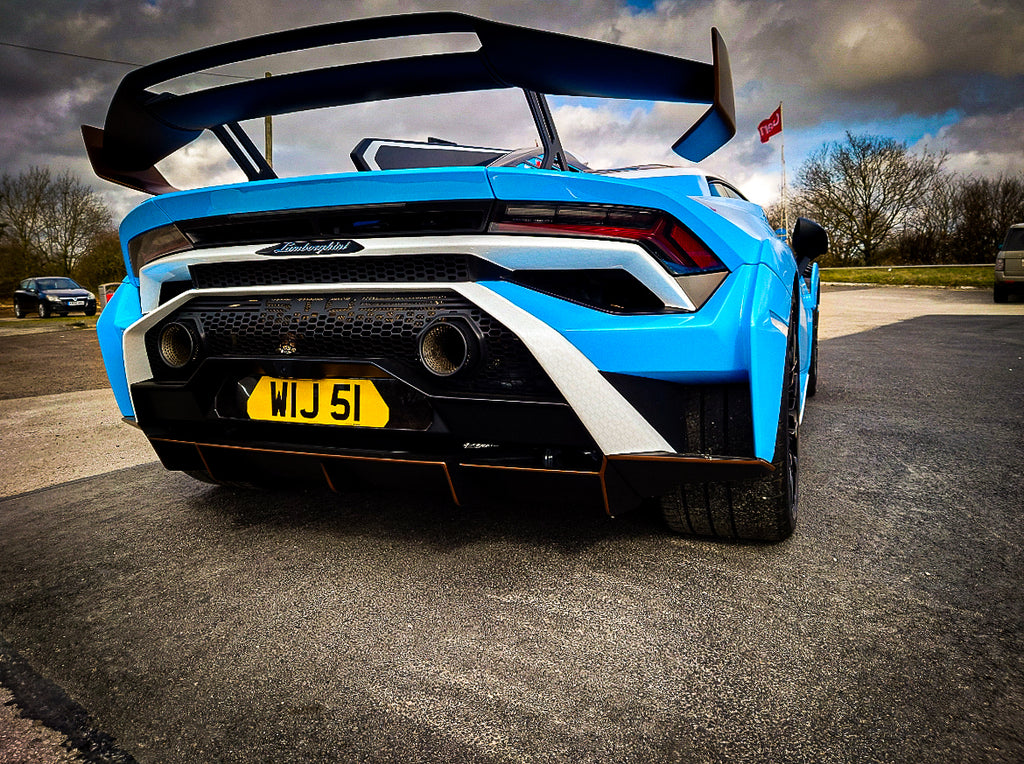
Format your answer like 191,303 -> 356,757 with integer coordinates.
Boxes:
489,203 -> 725,275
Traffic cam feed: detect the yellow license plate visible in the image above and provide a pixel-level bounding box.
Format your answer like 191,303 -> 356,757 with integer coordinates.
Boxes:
247,377 -> 390,427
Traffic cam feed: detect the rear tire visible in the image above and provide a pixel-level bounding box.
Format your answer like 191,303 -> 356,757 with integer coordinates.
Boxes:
660,309 -> 799,542
13,301 -> 24,319
994,284 -> 1009,303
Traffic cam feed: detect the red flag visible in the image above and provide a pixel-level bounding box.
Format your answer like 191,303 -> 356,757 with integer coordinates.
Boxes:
758,106 -> 783,143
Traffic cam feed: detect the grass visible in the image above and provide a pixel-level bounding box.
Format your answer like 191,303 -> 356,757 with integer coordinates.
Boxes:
819,265 -> 993,288
14,315 -> 98,329
0,307 -> 99,330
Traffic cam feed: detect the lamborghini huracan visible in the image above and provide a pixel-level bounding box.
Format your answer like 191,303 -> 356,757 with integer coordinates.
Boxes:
85,12 -> 827,541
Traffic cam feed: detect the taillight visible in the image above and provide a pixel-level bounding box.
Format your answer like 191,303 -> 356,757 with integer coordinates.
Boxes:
127,223 -> 194,276
489,203 -> 726,276
996,256 -> 1005,272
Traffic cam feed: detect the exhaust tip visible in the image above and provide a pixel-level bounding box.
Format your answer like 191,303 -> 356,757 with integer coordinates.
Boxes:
157,321 -> 197,369
418,319 -> 480,377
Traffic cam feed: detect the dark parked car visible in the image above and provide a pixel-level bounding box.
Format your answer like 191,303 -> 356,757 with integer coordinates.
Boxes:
13,277 -> 97,318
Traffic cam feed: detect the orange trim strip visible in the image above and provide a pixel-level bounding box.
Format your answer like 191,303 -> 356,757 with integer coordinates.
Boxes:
607,453 -> 773,471
457,463 -> 598,476
320,462 -> 338,493
194,443 -> 215,478
441,463 -> 461,507
153,438 -> 447,468
154,437 -> 462,503
598,457 -> 612,517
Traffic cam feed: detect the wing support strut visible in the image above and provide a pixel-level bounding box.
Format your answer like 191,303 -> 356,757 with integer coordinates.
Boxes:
524,90 -> 570,171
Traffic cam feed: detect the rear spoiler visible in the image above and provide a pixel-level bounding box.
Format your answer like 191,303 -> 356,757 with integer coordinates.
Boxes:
83,11 -> 735,195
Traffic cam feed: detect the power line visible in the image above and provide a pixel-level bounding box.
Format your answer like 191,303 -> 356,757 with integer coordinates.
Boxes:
0,40 -> 250,79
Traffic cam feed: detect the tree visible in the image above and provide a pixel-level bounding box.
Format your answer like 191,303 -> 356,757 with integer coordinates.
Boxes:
794,133 -> 944,266
0,167 -> 112,285
73,229 -> 125,292
947,175 -> 1024,263
887,174 -> 960,265
763,199 -> 787,234
0,167 -> 49,281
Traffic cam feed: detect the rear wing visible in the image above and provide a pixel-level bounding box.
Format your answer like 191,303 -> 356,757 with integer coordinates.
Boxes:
82,11 -> 735,195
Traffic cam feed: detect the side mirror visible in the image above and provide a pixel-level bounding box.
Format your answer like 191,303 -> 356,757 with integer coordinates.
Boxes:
792,217 -> 828,276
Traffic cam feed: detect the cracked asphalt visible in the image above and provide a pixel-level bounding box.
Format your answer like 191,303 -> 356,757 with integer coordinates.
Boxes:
0,286 -> 1022,763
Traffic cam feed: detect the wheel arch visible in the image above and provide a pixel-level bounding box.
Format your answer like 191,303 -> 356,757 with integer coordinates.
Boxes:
96,279 -> 142,418
747,263 -> 797,462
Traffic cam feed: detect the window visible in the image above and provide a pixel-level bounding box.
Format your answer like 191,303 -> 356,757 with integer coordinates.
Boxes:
707,180 -> 748,201
1002,227 -> 1024,251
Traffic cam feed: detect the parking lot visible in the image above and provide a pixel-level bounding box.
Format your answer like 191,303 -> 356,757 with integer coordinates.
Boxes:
1,286 -> 1022,763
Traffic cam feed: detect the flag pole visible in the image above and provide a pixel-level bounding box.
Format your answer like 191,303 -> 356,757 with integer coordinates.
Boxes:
779,101 -> 788,236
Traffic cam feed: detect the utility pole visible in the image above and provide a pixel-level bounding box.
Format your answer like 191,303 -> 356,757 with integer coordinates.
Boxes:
264,72 -> 273,168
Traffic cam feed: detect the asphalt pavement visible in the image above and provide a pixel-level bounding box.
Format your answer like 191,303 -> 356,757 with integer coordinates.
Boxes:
0,287 -> 1022,763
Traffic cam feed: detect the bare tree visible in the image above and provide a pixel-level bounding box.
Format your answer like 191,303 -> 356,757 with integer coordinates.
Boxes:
795,133 -> 944,265
948,175 -> 1024,263
763,199 -> 786,234
0,167 -> 50,273
890,173 -> 960,264
0,167 -> 112,279
73,229 -> 125,292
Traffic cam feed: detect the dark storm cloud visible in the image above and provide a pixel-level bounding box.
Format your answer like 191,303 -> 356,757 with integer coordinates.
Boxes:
736,0 -> 1024,122
0,0 -> 628,164
1,0 -> 1023,207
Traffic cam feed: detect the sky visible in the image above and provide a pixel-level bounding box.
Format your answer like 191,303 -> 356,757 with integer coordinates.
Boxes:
2,0 -> 1023,219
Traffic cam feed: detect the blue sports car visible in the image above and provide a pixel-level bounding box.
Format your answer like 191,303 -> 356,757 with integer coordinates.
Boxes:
84,13 -> 826,541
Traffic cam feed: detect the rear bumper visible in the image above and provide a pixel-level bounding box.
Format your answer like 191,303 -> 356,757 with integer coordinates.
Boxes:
112,262 -> 787,511
131,351 -> 766,514
148,435 -> 772,515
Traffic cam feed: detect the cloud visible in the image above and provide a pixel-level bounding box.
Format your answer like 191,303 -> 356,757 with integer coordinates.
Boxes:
815,7 -> 931,89
915,107 -> 1024,179
1,0 -> 1023,211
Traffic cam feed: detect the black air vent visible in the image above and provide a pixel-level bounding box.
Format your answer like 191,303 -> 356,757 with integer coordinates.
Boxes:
190,254 -> 480,289
177,201 -> 493,249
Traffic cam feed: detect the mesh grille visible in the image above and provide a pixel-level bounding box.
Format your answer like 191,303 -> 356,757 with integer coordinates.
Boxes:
159,292 -> 558,399
190,254 -> 475,289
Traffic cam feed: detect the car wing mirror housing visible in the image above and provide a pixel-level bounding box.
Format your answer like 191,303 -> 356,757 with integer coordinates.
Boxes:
792,217 -> 828,276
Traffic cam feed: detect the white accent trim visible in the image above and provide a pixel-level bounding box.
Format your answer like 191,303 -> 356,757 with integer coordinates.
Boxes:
123,282 -> 674,455
457,283 -> 674,455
